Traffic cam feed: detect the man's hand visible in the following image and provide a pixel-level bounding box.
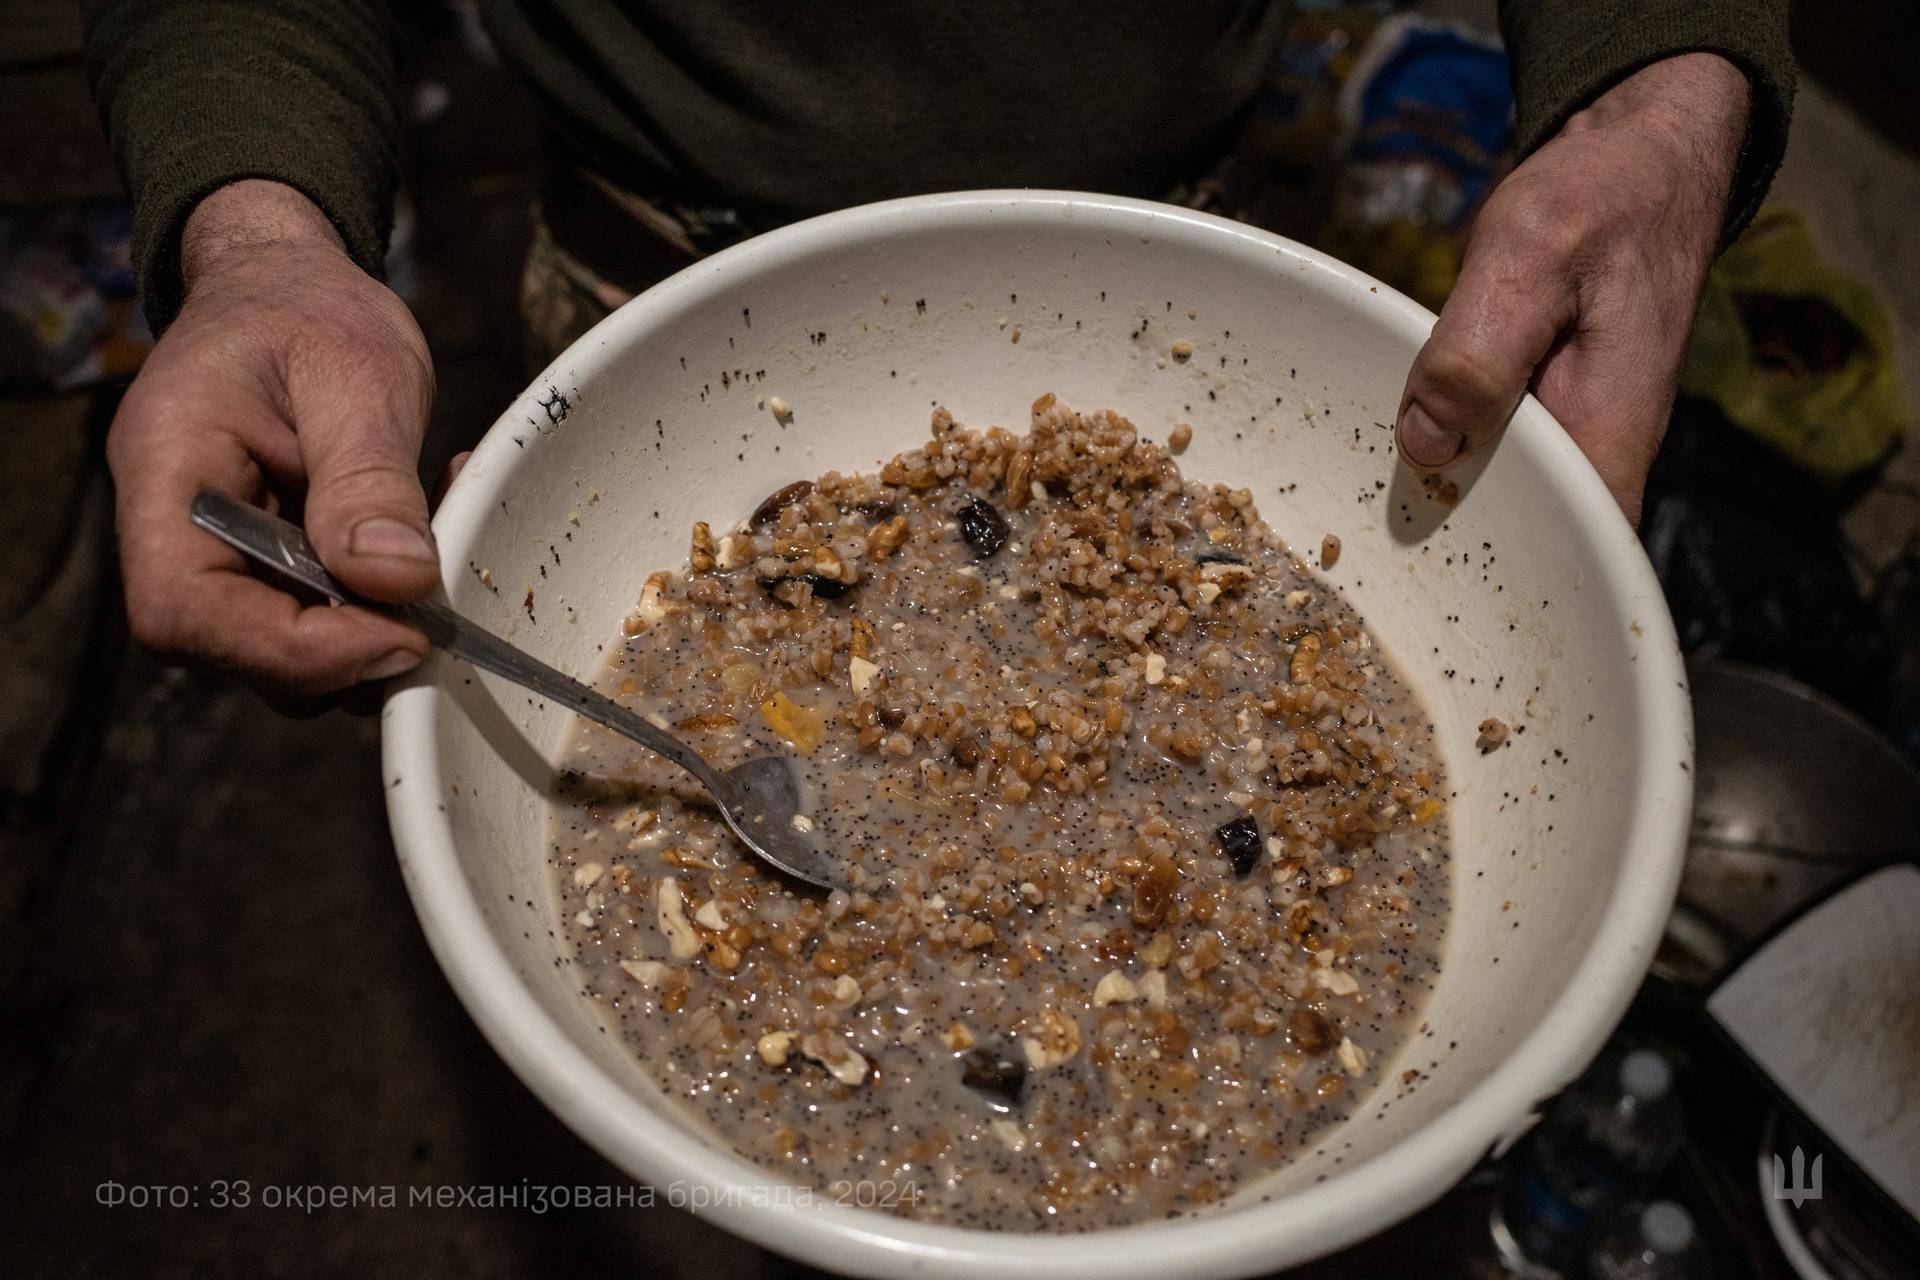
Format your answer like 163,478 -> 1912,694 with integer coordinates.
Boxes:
1396,53 -> 1750,523
109,179 -> 436,703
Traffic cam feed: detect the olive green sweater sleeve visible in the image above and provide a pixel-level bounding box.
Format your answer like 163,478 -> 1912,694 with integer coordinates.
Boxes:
82,0 -> 401,333
1500,0 -> 1795,242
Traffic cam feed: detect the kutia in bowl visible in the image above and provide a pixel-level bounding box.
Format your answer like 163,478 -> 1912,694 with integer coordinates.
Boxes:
383,191 -> 1691,1279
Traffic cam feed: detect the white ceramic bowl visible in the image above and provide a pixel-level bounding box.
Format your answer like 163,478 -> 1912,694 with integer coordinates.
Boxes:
383,191 -> 1691,1277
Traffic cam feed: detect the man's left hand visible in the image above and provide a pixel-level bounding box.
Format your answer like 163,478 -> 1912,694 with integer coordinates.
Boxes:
1395,52 -> 1750,524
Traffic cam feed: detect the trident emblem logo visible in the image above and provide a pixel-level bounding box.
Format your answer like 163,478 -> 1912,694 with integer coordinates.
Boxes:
1771,1146 -> 1824,1207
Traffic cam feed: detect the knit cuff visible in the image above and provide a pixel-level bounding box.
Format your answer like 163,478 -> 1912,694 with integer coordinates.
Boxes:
85,1 -> 400,333
1501,0 -> 1795,244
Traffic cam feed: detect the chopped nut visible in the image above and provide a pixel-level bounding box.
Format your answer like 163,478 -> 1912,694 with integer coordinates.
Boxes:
656,879 -> 701,959
1144,652 -> 1167,685
616,809 -> 658,840
829,975 -> 862,1007
618,959 -> 671,988
790,813 -> 815,833
690,521 -> 716,572
572,861 -> 605,889
757,1030 -> 796,1066
1021,1010 -> 1082,1069
1311,966 -> 1360,997
865,515 -> 910,560
635,572 -> 672,625
1008,704 -> 1038,737
1138,970 -> 1170,1007
1476,717 -> 1510,753
941,1023 -> 977,1051
714,533 -> 744,571
811,545 -> 845,582
1196,582 -> 1222,605
989,1118 -> 1028,1152
1092,970 -> 1140,1006
694,899 -> 726,931
848,655 -> 880,694
1290,632 -> 1322,685
1337,1036 -> 1369,1077
1199,561 -> 1254,591
798,1031 -> 869,1085
1139,931 -> 1175,968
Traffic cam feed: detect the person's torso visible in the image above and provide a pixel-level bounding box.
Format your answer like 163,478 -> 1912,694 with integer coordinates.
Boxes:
481,0 -> 1287,220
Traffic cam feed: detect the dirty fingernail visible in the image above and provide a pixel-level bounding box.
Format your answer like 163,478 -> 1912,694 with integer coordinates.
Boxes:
1398,401 -> 1464,468
350,517 -> 436,563
360,649 -> 423,683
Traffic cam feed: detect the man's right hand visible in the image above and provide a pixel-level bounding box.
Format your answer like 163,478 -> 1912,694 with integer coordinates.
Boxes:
110,179 -> 437,703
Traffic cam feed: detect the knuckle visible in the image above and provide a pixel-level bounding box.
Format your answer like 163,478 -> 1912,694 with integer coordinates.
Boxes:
310,454 -> 426,515
1491,189 -> 1590,268
122,589 -> 179,655
1420,343 -> 1508,408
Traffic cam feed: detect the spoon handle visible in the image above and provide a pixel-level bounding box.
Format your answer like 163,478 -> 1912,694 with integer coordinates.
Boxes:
188,490 -> 734,798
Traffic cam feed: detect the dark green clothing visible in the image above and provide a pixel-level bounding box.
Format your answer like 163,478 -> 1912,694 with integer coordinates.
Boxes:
82,0 -> 1794,334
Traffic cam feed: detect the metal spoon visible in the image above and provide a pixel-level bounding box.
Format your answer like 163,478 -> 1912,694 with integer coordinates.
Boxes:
190,490 -> 841,890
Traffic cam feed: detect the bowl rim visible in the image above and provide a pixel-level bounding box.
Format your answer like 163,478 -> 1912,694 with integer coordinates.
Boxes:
383,189 -> 1692,1278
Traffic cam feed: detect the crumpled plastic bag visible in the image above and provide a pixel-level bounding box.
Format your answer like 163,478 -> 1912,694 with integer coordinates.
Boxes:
1680,209 -> 1907,483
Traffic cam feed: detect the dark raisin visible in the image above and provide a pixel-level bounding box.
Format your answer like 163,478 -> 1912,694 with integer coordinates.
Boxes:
749,480 -> 814,526
959,1045 -> 1025,1110
802,574 -> 850,600
1195,550 -> 1246,566
1132,852 -> 1178,926
876,704 -> 907,728
1215,814 -> 1262,877
957,497 -> 1010,558
757,572 -> 850,603
952,735 -> 983,770
1288,1007 -> 1335,1055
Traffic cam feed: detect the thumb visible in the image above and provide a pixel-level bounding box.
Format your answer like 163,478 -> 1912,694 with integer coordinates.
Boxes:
1397,234 -> 1575,471
298,344 -> 440,604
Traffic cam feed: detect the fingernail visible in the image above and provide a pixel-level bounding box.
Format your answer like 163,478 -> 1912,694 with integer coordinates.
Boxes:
360,649 -> 423,683
350,517 -> 437,563
1398,401 -> 1464,468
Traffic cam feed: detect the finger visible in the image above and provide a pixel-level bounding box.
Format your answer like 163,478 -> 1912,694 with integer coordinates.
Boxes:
1530,309 -> 1677,527
168,569 -> 425,698
431,450 -> 471,508
112,401 -> 425,697
293,334 -> 441,604
1397,219 -> 1578,471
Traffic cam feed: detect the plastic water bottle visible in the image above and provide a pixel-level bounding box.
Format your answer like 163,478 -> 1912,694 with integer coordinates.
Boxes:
1489,1048 -> 1685,1276
1587,1201 -> 1698,1279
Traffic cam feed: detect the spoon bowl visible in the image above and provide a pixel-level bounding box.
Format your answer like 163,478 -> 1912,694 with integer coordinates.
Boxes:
188,489 -> 843,889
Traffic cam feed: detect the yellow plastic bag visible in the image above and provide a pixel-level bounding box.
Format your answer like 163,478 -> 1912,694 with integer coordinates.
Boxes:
1681,210 -> 1907,482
